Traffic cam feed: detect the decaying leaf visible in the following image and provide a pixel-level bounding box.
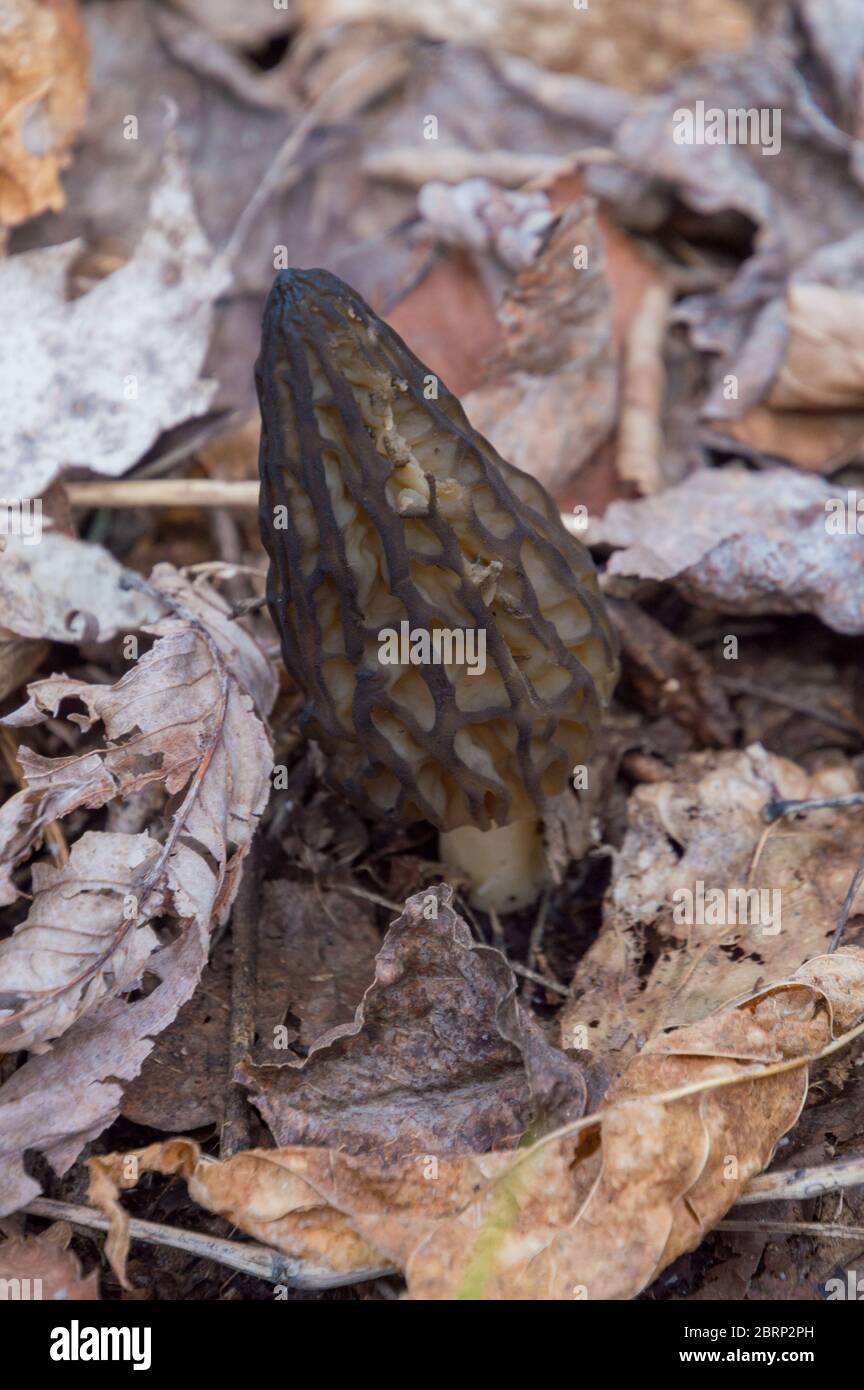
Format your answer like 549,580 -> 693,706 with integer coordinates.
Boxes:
588,466 -> 864,635
0,137 -> 230,498
0,0 -> 89,226
121,882 -> 381,1132
241,886 -> 587,1155
463,201 -> 616,494
0,565 -> 275,1049
562,746 -> 864,1063
0,567 -> 276,1212
406,947 -> 864,1299
0,1220 -> 99,1299
88,946 -> 864,1298
0,832 -> 162,1054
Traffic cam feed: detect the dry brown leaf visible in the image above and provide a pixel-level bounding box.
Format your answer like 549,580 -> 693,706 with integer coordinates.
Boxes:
0,565 -> 276,1049
463,201 -> 616,495
589,466 -> 864,635
296,0 -> 752,91
88,947 -> 864,1298
0,0 -> 89,226
0,137 -> 230,498
121,882 -> 381,1132
766,283 -> 864,410
241,886 -> 587,1155
405,947 -> 864,1299
0,832 -> 162,1053
0,1220 -> 99,1299
562,746 -> 864,1063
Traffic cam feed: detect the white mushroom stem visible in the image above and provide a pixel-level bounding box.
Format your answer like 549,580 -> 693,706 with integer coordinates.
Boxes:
439,817 -> 547,914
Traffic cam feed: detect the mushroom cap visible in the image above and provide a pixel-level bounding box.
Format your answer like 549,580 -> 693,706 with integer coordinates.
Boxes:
257,268 -> 617,832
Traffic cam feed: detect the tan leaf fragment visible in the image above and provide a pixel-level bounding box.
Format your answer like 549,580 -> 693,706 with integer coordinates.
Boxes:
87,948 -> 864,1298
0,832 -> 161,1053
407,948 -> 864,1299
0,0 -> 89,226
296,0 -> 752,92
766,284 -> 864,411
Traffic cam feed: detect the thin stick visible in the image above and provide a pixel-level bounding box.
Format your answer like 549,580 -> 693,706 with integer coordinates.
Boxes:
22,1197 -> 395,1289
764,792 -> 864,823
66,480 -> 260,508
735,1155 -> 864,1206
616,285 -> 670,495
509,960 -> 568,997
68,480 -> 598,552
363,146 -> 616,191
221,840 -> 260,1158
719,1218 -> 864,1239
829,845 -> 864,953
325,882 -> 403,914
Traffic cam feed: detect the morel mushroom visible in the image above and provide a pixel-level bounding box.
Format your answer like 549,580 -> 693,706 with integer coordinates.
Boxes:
257,268 -> 617,911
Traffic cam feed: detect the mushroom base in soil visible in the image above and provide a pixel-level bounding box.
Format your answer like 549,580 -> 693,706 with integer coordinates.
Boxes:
439,818 -> 547,914
256,267 -> 618,909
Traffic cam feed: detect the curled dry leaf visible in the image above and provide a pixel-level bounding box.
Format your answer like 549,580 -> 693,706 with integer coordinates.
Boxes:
588,466 -> 864,635
0,137 -> 230,498
0,565 -> 275,1051
240,886 -> 587,1155
0,569 -> 276,1210
88,947 -> 864,1299
562,746 -> 864,1064
589,23 -> 864,432
0,1220 -> 99,1299
463,201 -> 616,495
0,0 -> 89,227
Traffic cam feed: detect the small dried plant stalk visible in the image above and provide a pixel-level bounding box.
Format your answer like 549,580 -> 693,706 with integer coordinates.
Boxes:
257,268 -> 617,832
